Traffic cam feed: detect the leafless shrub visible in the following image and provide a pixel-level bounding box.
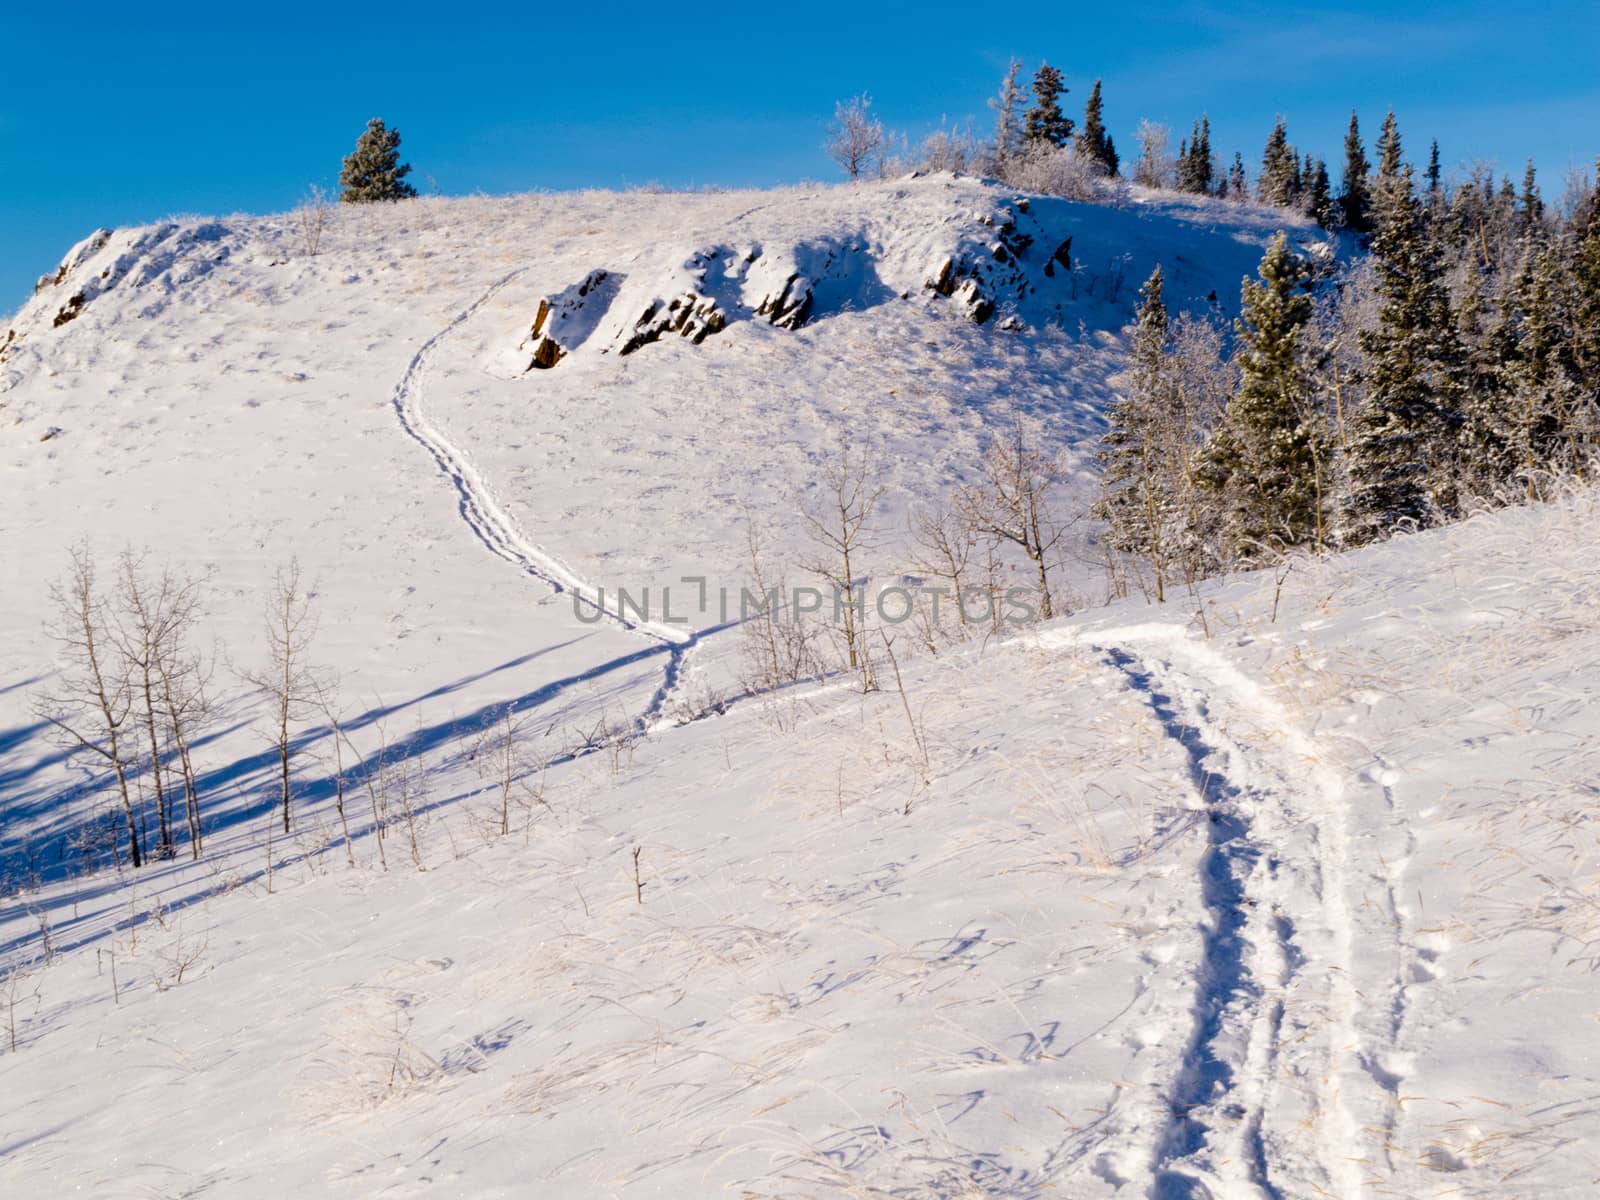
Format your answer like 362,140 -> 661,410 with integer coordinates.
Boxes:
35,543 -> 142,867
825,94 -> 886,182
739,516 -> 821,694
470,704 -> 550,837
1005,144 -> 1125,203
1134,120 -> 1175,189
958,425 -> 1075,622
240,559 -> 323,834
802,441 -> 885,691
296,184 -> 333,256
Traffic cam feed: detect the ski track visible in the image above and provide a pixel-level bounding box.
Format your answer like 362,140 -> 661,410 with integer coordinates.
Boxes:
388,269 -> 699,732
1045,623 -> 1369,1200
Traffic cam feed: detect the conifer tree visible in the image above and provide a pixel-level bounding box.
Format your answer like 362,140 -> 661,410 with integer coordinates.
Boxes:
1258,117 -> 1298,207
339,118 -> 417,204
1425,140 -> 1442,196
989,58 -> 1026,173
1376,110 -> 1404,178
1457,257 -> 1520,491
1509,245 -> 1579,486
1307,158 -> 1334,227
1520,159 -> 1545,240
1076,79 -> 1119,175
1339,111 -> 1373,234
1200,233 -> 1327,558
1345,161 -> 1467,542
1096,268 -> 1186,599
1227,152 -> 1248,201
1176,117 -> 1213,194
1573,206 -> 1600,406
1023,64 -> 1073,148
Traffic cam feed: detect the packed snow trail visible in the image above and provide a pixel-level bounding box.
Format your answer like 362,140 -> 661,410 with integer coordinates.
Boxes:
388,270 -> 698,729
1045,624 -> 1370,1199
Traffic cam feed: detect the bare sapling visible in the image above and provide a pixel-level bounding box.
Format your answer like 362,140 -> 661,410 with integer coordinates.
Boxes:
35,543 -> 143,868
317,692 -> 358,867
737,513 -> 819,694
824,94 -> 886,181
959,426 -> 1071,622
471,704 -> 545,838
113,551 -> 208,860
802,441 -> 885,690
909,500 -> 978,644
241,559 -> 321,834
296,184 -> 333,256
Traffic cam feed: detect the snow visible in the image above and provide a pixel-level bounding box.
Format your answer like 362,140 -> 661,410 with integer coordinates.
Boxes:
4,176 -> 1597,1196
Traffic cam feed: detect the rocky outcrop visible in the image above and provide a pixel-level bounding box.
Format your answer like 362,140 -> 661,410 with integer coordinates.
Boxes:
921,197 -> 1076,326
618,292 -> 727,356
752,271 -> 813,330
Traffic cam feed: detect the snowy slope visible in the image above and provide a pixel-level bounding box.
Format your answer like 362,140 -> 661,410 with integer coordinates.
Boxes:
10,179 -> 1595,1198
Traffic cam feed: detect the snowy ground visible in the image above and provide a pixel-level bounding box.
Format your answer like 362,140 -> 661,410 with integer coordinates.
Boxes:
3,179 -> 1597,1197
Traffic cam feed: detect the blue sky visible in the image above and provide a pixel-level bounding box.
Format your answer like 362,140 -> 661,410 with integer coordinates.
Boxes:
3,0 -> 1597,315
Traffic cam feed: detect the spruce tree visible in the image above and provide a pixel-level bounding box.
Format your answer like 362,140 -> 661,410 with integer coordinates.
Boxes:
1096,267 -> 1184,598
1258,117 -> 1297,207
1520,159 -> 1545,240
1425,140 -> 1442,196
1307,158 -> 1334,227
1023,64 -> 1073,148
1339,111 -> 1373,235
1200,233 -> 1327,558
1573,206 -> 1600,408
1176,117 -> 1213,194
1509,245 -> 1578,485
1227,152 -> 1248,201
1457,256 -> 1520,491
989,58 -> 1026,173
339,118 -> 417,204
1076,79 -> 1118,175
1376,110 -> 1403,178
1345,161 -> 1467,542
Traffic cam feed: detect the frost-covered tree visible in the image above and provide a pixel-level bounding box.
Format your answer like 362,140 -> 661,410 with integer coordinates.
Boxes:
825,94 -> 886,181
1306,158 -> 1334,227
1345,161 -> 1467,542
1096,268 -> 1181,597
1200,233 -> 1328,559
1134,120 -> 1173,189
339,118 -> 417,203
1176,116 -> 1214,194
36,545 -> 142,869
1520,159 -> 1545,240
1258,117 -> 1298,208
989,58 -> 1026,174
1339,111 -> 1373,235
1226,152 -> 1248,201
1376,110 -> 1404,179
1023,64 -> 1072,148
1076,79 -> 1118,176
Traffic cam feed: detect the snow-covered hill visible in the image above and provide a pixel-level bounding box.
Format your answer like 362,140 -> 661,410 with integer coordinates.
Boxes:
6,178 -> 1597,1197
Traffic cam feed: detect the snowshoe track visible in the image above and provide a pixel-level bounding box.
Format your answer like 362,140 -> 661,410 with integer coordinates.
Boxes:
389,269 -> 697,729
1056,624 -> 1370,1198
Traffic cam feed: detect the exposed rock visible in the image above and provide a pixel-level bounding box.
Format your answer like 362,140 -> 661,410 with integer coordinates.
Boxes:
753,272 -> 813,329
53,293 -> 87,328
40,426 -> 63,442
527,335 -> 565,370
953,279 -> 994,325
619,292 -> 727,356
